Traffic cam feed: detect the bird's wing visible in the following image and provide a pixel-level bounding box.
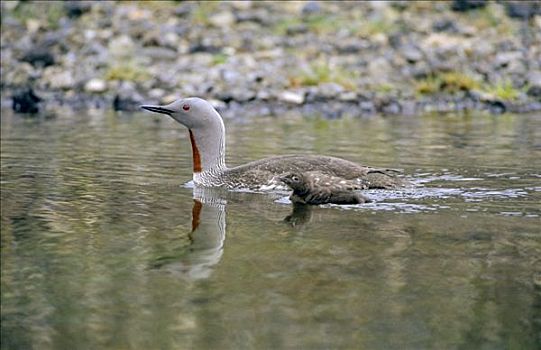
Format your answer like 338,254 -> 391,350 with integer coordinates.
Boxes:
303,187 -> 334,205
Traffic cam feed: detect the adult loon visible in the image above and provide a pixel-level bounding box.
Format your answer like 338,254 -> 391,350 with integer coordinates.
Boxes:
141,97 -> 407,190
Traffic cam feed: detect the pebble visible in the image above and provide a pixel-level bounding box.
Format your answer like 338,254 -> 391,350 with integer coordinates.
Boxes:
84,79 -> 107,93
209,12 -> 236,28
279,91 -> 305,105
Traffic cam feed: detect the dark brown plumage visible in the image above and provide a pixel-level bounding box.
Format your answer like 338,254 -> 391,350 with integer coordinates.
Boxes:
280,171 -> 372,205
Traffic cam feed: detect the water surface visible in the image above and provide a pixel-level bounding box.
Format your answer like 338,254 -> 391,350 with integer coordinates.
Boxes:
1,109 -> 540,349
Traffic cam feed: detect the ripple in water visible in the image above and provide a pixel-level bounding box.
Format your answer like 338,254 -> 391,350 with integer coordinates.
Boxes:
276,172 -> 539,216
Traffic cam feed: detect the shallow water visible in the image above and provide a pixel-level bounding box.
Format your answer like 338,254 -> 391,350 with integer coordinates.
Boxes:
1,109 -> 540,349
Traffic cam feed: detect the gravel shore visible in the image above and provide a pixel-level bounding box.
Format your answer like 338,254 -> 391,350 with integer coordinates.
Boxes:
1,1 -> 540,117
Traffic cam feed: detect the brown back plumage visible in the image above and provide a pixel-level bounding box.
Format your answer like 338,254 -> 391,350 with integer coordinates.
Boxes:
281,171 -> 371,205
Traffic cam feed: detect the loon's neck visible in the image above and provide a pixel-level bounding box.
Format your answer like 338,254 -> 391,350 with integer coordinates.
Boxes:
188,122 -> 227,183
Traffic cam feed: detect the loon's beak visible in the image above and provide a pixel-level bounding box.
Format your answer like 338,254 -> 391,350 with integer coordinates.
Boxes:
141,104 -> 175,115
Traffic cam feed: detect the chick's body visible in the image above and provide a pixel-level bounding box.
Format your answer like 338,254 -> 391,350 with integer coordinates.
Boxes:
281,171 -> 371,205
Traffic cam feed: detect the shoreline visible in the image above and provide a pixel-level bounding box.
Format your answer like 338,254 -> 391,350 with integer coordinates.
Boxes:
2,1 -> 540,117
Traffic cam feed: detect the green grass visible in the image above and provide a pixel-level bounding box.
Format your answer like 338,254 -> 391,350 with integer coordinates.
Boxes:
483,80 -> 521,101
191,2 -> 220,25
415,73 -> 523,101
415,72 -> 481,95
288,62 -> 357,89
372,83 -> 396,94
9,1 -> 65,29
211,53 -> 228,66
105,62 -> 150,82
464,3 -> 515,34
356,18 -> 398,37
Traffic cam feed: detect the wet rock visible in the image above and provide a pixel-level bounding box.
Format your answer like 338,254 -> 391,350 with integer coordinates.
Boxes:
148,88 -> 165,100
108,35 -> 135,59
209,99 -> 227,111
174,3 -> 192,17
432,19 -> 459,33
84,79 -> 107,93
12,87 -> 42,114
189,43 -> 221,54
368,57 -> 393,84
256,90 -> 272,100
378,98 -> 402,115
336,40 -> 370,54
302,2 -> 321,15
486,100 -> 507,114
3,62 -> 36,86
113,82 -> 144,111
451,0 -> 487,12
402,44 -> 423,63
286,24 -> 308,36
2,1 -> 19,11
527,71 -> 541,98
218,89 -> 256,103
359,101 -> 376,114
315,82 -> 345,99
141,46 -> 177,60
494,51 -> 523,68
22,47 -> 55,68
505,1 -> 541,19
235,9 -> 270,25
401,100 -> 417,116
209,12 -> 236,28
64,1 -> 92,18
42,67 -> 75,90
338,91 -> 358,102
279,91 -> 305,105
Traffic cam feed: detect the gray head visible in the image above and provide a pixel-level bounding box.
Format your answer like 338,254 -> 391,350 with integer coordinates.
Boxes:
141,97 -> 227,174
280,172 -> 307,192
141,97 -> 222,130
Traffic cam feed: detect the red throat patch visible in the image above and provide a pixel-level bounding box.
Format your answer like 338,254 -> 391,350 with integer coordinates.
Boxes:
191,199 -> 202,232
189,129 -> 202,173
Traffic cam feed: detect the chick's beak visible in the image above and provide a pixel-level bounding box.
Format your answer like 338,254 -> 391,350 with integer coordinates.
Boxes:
279,175 -> 290,184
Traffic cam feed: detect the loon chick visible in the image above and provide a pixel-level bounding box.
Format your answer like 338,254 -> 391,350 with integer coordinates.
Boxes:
281,171 -> 371,205
141,97 -> 407,190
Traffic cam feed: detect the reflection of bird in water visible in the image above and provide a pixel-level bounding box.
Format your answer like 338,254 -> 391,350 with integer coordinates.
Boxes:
283,202 -> 313,227
141,97 -> 407,190
281,171 -> 371,205
151,191 -> 226,280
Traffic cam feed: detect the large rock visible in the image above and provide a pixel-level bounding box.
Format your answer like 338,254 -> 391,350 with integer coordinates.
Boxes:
209,12 -> 236,28
527,71 -> 541,98
12,87 -> 42,114
41,67 -> 76,90
505,1 -> 541,19
64,1 -> 92,18
451,0 -> 487,12
22,47 -> 55,68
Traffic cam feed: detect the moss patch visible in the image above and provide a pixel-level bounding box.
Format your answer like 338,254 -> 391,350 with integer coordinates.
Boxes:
415,72 -> 481,95
288,62 -> 357,89
10,1 -> 65,29
483,80 -> 522,101
105,62 -> 150,82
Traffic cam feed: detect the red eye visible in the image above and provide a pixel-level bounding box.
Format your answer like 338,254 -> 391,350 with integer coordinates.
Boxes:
182,104 -> 190,111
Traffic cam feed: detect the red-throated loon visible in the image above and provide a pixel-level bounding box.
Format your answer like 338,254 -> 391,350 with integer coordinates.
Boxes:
141,97 -> 407,190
